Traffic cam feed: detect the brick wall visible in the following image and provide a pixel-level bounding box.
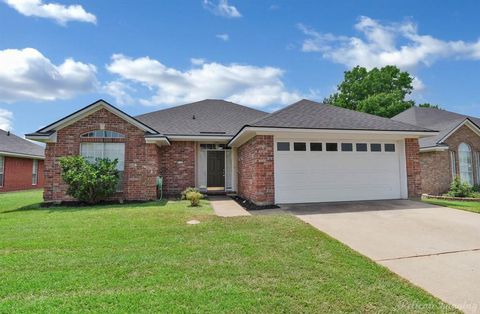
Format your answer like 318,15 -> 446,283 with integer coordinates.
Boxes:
420,124 -> 480,195
158,141 -> 196,196
405,138 -> 422,197
0,156 -> 44,192
419,151 -> 451,195
237,135 -> 274,205
44,108 -> 160,202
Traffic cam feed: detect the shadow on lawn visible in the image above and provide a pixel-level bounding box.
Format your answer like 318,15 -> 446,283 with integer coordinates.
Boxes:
2,199 -> 170,214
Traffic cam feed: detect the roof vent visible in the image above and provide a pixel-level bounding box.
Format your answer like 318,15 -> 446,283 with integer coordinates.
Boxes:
7,131 -> 10,136
192,115 -> 196,120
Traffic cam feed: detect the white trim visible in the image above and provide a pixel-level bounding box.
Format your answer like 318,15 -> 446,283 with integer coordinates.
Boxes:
420,146 -> 449,152
0,151 -> 45,160
32,159 -> 38,186
437,119 -> 480,145
38,100 -> 159,134
229,126 -> 438,147
144,137 -> 171,146
25,132 -> 57,143
168,135 -> 231,142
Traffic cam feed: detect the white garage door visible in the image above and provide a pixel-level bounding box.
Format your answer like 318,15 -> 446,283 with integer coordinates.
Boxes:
274,140 -> 403,204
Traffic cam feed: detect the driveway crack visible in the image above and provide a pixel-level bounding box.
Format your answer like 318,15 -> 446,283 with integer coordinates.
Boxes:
376,248 -> 480,262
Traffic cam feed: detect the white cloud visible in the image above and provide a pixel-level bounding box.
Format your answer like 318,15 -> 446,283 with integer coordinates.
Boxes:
0,108 -> 13,131
4,0 -> 96,25
216,33 -> 229,41
0,48 -> 98,102
105,54 -> 301,108
299,16 -> 480,70
190,58 -> 206,65
103,81 -> 135,105
203,0 -> 241,18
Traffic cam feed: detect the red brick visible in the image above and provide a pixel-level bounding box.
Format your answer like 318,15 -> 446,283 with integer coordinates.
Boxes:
0,156 -> 44,192
237,135 -> 274,205
405,138 -> 422,197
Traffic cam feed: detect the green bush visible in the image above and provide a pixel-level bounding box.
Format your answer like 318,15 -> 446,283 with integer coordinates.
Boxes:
185,191 -> 203,207
59,156 -> 119,204
447,177 -> 473,197
181,187 -> 200,200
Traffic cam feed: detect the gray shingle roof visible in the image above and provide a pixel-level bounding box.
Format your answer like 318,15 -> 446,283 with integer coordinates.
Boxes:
392,107 -> 480,148
0,129 -> 45,158
248,99 -> 434,132
135,99 -> 267,136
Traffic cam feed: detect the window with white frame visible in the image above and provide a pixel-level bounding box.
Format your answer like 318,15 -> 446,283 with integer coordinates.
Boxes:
0,156 -> 4,187
81,130 -> 125,138
32,160 -> 38,185
80,143 -> 125,191
458,142 -> 474,185
475,151 -> 480,185
450,151 -> 457,180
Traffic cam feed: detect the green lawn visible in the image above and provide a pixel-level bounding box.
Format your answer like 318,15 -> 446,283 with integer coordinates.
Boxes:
423,198 -> 480,214
0,190 -> 456,313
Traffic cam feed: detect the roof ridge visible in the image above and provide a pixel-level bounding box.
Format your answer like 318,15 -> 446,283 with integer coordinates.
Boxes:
135,99 -> 267,118
244,99 -> 305,125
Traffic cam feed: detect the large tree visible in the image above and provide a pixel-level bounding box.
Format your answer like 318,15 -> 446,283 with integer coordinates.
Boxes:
324,65 -> 435,118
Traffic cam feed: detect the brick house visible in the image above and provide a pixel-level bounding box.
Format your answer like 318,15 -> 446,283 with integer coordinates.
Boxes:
27,99 -> 436,205
0,129 -> 45,192
393,106 -> 480,195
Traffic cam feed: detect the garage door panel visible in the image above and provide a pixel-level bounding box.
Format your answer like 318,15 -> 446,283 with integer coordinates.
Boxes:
275,142 -> 402,204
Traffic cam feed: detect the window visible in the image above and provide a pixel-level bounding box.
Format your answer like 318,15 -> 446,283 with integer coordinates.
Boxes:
0,156 -> 4,187
475,152 -> 480,185
326,143 -> 338,151
450,151 -> 457,180
384,144 -> 396,152
294,142 -> 306,151
370,143 -> 382,152
81,130 -> 125,138
80,143 -> 125,191
277,142 -> 290,151
32,160 -> 38,185
356,143 -> 367,152
458,142 -> 474,185
341,143 -> 353,152
310,143 -> 322,151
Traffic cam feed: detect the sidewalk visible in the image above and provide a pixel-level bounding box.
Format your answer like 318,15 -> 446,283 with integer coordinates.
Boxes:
210,196 -> 251,217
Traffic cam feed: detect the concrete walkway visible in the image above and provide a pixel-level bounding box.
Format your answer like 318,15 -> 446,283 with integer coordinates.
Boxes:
283,200 -> 480,313
210,196 -> 251,217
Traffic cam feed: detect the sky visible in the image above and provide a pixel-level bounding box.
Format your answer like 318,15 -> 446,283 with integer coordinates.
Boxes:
1,0 -> 480,137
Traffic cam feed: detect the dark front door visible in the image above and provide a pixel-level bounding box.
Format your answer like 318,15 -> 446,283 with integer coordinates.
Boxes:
207,151 -> 225,187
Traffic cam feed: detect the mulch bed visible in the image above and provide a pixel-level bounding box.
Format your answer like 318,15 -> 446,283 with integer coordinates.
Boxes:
230,195 -> 279,211
422,194 -> 480,202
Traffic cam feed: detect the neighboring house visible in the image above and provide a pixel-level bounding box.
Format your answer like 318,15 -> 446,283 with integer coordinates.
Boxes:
26,99 -> 435,204
0,129 -> 45,192
393,106 -> 480,195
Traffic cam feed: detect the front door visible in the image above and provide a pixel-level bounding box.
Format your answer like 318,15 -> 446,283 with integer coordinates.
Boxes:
207,151 -> 225,188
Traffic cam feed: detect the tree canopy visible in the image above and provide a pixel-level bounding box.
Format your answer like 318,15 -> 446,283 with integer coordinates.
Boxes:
324,66 -> 437,118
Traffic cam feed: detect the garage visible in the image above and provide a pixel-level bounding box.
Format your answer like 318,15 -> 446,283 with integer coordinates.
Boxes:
274,139 -> 405,204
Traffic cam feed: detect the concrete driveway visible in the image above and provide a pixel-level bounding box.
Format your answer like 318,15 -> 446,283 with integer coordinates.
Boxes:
283,200 -> 480,313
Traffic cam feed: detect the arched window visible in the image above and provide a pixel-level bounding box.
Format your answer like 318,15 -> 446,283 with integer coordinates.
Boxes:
81,130 -> 125,138
458,142 -> 474,185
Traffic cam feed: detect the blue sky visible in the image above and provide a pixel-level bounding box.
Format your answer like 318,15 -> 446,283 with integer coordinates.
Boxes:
1,0 -> 480,137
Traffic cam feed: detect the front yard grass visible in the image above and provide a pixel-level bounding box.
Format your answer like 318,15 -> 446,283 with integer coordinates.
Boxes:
423,198 -> 480,214
0,190 -> 456,313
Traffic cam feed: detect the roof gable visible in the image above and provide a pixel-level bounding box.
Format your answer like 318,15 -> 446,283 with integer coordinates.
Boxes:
37,99 -> 159,135
393,107 -> 480,149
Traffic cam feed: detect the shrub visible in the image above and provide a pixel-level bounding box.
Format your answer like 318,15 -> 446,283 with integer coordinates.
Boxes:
59,156 -> 119,204
185,191 -> 203,207
447,177 -> 473,197
181,187 -> 200,200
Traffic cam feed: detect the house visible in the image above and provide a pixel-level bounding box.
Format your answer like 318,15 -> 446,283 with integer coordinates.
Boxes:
0,129 -> 45,192
393,106 -> 480,195
26,99 -> 435,204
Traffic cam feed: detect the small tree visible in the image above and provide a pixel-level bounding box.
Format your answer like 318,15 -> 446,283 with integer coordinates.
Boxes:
59,156 -> 119,204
